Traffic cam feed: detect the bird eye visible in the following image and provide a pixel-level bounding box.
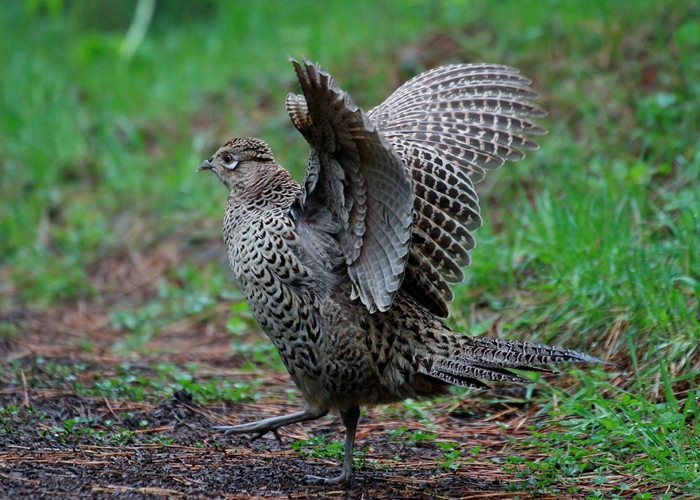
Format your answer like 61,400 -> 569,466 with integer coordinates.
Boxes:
221,153 -> 238,170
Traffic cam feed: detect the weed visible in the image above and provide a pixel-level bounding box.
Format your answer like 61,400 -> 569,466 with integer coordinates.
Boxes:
387,427 -> 439,446
435,441 -> 462,470
291,435 -> 344,461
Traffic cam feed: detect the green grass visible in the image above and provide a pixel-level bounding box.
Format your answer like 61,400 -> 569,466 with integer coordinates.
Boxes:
1,0 -> 699,495
2,358 -> 259,403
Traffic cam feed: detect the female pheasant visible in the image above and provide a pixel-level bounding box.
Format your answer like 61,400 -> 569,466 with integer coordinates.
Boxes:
198,56 -> 602,484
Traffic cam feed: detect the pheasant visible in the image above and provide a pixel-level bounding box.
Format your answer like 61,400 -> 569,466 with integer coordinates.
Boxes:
198,56 -> 602,484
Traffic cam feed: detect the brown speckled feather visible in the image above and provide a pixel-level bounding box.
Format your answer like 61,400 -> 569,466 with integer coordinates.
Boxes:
198,62 -> 603,484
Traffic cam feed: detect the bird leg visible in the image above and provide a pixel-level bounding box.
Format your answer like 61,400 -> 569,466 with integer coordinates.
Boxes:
215,407 -> 328,441
307,405 -> 360,485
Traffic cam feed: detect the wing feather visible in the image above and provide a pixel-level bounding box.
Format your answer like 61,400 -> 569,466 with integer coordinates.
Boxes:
368,63 -> 546,316
288,56 -> 413,313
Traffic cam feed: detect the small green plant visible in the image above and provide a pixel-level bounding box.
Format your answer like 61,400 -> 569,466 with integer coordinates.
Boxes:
0,405 -> 20,417
149,435 -> 173,445
109,429 -> 136,445
291,435 -> 344,461
435,441 -> 462,470
386,426 -> 408,441
387,426 -> 438,445
408,430 -> 438,445
174,377 -> 258,403
397,399 -> 434,419
291,437 -> 371,469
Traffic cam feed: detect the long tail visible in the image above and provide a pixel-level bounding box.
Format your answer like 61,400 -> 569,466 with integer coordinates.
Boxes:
420,335 -> 606,389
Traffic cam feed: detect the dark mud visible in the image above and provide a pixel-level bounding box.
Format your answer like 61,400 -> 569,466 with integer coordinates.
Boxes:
2,386 -> 520,499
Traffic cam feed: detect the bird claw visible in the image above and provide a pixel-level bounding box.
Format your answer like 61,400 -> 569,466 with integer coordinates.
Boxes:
213,425 -> 240,436
214,424 -> 283,443
250,428 -> 283,443
305,472 -> 353,485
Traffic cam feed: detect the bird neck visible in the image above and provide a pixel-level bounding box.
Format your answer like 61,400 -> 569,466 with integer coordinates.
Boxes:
229,161 -> 299,211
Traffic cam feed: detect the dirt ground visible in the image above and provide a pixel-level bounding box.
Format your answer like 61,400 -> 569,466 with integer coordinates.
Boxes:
0,304 -> 671,500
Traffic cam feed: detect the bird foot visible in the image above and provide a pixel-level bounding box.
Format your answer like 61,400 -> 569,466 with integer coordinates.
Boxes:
214,423 -> 282,443
214,409 -> 328,445
305,471 -> 353,485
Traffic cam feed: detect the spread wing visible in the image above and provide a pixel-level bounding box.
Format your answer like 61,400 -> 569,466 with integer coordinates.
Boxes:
286,56 -> 414,313
367,64 -> 547,317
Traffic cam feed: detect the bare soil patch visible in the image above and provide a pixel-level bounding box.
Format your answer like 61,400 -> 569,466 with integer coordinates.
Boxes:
1,305 -> 657,499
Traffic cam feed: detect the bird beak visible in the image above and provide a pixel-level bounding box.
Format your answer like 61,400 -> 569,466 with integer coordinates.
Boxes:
196,158 -> 214,172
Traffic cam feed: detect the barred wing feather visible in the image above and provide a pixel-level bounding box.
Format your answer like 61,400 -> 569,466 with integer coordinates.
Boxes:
287,56 -> 414,313
368,64 -> 547,317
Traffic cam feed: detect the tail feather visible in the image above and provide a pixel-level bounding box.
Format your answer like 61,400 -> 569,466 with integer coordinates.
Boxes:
421,335 -> 606,390
457,336 -> 603,366
432,357 -> 530,384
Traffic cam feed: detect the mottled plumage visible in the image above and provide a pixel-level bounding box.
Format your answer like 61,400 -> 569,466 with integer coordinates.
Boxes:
198,57 -> 602,484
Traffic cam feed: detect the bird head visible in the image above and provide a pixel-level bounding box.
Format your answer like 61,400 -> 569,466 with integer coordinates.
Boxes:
197,137 -> 275,191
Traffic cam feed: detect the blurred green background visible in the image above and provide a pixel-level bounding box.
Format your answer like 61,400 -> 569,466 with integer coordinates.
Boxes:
1,0 -> 696,303
1,0 -> 700,491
